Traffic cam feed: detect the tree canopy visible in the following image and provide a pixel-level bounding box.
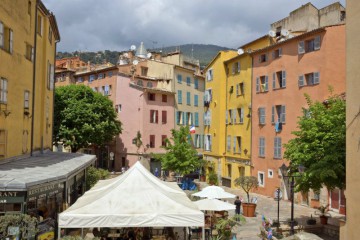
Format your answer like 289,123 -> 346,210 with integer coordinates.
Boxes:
54,85 -> 122,152
154,126 -> 202,175
284,93 -> 346,192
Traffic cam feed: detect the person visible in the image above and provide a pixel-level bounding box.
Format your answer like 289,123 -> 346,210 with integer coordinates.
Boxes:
234,196 -> 242,220
154,168 -> 159,177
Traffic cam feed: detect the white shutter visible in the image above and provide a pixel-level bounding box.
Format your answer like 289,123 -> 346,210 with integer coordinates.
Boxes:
298,75 -> 304,87
272,73 -> 276,89
265,76 -> 268,91
271,106 -> 275,123
281,105 -> 286,123
240,108 -> 244,123
282,71 -> 286,88
256,77 -> 260,93
314,72 -> 320,84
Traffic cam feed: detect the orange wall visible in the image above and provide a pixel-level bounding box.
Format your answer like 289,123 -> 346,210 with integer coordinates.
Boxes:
251,25 -> 345,197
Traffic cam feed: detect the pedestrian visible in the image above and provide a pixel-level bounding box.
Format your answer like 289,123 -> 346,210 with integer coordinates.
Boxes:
154,167 -> 159,177
234,196 -> 242,221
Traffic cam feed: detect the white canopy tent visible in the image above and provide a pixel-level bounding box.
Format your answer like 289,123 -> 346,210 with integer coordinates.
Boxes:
58,162 -> 204,238
194,199 -> 235,211
192,186 -> 236,199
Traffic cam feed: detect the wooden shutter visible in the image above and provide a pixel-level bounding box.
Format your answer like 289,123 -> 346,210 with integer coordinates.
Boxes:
282,71 -> 286,88
314,72 -> 320,84
265,76 -> 269,91
281,105 -> 286,123
162,111 -> 167,124
155,110 -> 159,123
314,36 -> 321,50
271,106 -> 275,123
272,73 -> 276,89
298,75 -> 304,87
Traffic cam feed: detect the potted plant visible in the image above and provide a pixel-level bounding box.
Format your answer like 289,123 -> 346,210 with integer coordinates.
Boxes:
315,204 -> 331,225
234,176 -> 259,217
207,170 -> 218,186
213,214 -> 244,240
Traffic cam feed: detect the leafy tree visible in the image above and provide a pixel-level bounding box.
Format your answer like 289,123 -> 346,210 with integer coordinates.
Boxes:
154,126 -> 202,175
284,93 -> 346,192
234,176 -> 258,203
85,166 -> 110,190
0,214 -> 38,239
54,85 -> 122,152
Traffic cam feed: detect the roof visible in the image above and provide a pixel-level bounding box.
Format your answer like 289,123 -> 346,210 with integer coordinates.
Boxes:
250,24 -> 345,55
0,151 -> 96,191
238,35 -> 269,49
129,82 -> 175,95
39,1 -> 60,42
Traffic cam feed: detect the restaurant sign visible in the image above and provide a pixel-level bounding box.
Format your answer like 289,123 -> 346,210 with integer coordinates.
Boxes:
28,182 -> 64,198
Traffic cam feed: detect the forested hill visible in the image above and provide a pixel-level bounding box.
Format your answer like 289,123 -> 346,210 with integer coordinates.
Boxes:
56,44 -> 233,68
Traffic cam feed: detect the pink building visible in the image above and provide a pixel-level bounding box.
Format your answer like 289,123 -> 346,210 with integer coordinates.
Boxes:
251,24 -> 345,210
115,74 -> 175,172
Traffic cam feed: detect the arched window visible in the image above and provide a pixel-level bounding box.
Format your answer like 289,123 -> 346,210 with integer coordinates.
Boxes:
137,80 -> 143,86
147,82 -> 153,88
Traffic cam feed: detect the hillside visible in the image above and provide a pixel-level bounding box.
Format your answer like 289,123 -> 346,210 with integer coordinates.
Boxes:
56,44 -> 232,68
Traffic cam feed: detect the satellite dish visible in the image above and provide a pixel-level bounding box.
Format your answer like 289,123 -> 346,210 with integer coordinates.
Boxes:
147,52 -> 152,59
281,29 -> 289,37
237,48 -> 244,55
269,30 -> 276,37
132,60 -> 139,65
130,45 -> 136,51
124,53 -> 129,58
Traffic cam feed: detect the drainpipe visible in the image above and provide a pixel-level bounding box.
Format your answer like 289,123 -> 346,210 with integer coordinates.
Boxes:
52,32 -> 59,151
250,55 -> 254,176
224,62 -> 228,179
30,0 -> 39,156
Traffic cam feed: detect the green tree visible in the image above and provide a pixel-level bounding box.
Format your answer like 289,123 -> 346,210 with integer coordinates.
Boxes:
85,166 -> 110,190
284,93 -> 346,192
54,85 -> 122,152
154,126 -> 201,175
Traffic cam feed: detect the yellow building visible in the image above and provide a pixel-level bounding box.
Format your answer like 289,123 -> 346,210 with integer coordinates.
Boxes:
0,0 -> 60,160
203,51 -> 237,183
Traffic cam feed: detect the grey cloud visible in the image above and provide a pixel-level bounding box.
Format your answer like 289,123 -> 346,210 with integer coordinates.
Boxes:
43,0 -> 346,52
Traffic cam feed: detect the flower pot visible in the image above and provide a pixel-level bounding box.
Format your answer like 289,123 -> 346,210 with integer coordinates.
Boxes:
320,215 -> 328,225
242,203 -> 257,217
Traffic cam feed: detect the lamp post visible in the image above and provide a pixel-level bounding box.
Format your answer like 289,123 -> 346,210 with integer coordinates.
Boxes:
279,164 -> 305,235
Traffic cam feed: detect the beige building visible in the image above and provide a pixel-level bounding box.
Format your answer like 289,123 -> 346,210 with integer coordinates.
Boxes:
340,0 -> 360,239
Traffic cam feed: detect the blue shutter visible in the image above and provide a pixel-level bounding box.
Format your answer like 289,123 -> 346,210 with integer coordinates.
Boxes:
195,112 -> 199,126
178,90 -> 182,104
282,71 -> 286,88
182,112 -> 185,125
177,74 -> 182,83
187,92 -> 191,105
194,79 -> 198,89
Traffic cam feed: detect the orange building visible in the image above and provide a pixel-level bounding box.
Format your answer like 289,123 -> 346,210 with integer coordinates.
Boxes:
251,25 -> 346,209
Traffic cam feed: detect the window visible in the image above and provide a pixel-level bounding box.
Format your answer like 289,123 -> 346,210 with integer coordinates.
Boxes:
194,134 -> 201,148
194,112 -> 199,127
256,76 -> 268,93
98,73 -> 104,79
204,134 -> 212,151
162,94 -> 167,102
161,135 -> 167,147
149,135 -> 155,148
24,91 -> 30,109
232,62 -> 240,74
148,93 -> 155,101
141,67 -> 148,76
162,111 -> 167,124
204,89 -> 212,106
177,90 -> 182,104
28,1 -> 31,15
25,43 -> 34,61
0,22 -> 13,53
104,85 -> 111,96
137,80 -> 143,86
259,137 -> 265,157
177,74 -> 182,83
299,72 -> 320,87
238,167 -> 245,177
37,14 -> 43,36
0,78 -> 7,104
259,53 -> 268,63
108,71 -> 113,77
115,104 -> 122,113
206,69 -> 213,81
273,48 -> 282,59
234,136 -> 241,153
268,169 -> 273,178
227,135 -> 231,152
236,82 -> 245,96
227,164 -> 232,177
194,79 -> 199,89
298,36 -> 321,54
0,130 -> 6,157
150,110 -> 158,123
204,110 -> 211,126
237,108 -> 244,124
147,82 -> 153,88
186,77 -> 191,86
272,71 -> 286,89
47,61 -> 54,90
258,172 -> 265,187
274,137 -> 282,159
258,107 -> 266,125
186,92 -> 191,105
89,75 -> 96,82
48,25 -> 53,44
185,112 -> 192,125
231,109 -> 237,124
272,105 -> 286,124
77,77 -> 83,82
176,111 -> 183,125
194,94 -> 198,106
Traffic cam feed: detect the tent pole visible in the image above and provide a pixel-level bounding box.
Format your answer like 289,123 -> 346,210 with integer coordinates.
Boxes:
81,228 -> 84,238
202,227 -> 205,240
58,227 -> 61,239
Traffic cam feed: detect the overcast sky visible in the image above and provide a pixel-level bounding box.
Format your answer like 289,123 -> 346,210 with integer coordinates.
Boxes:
42,0 -> 346,52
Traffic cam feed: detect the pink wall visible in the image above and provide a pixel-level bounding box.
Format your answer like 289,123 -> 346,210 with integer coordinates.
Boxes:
251,25 -> 345,197
115,74 -> 175,169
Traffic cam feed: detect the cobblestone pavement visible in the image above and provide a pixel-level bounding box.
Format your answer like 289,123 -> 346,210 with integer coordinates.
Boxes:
192,182 -> 345,239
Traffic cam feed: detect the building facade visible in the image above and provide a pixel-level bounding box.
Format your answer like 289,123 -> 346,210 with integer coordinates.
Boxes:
251,25 -> 346,207
340,0 -> 360,238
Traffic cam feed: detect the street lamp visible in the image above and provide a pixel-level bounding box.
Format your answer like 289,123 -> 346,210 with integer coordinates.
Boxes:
279,163 -> 305,235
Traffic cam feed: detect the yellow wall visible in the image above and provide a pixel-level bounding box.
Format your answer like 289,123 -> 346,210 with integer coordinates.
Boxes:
0,1 -> 58,160
203,51 -> 237,184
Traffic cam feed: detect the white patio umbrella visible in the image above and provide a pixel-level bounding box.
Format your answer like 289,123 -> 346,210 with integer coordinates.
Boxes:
192,186 -> 236,199
194,198 -> 235,211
